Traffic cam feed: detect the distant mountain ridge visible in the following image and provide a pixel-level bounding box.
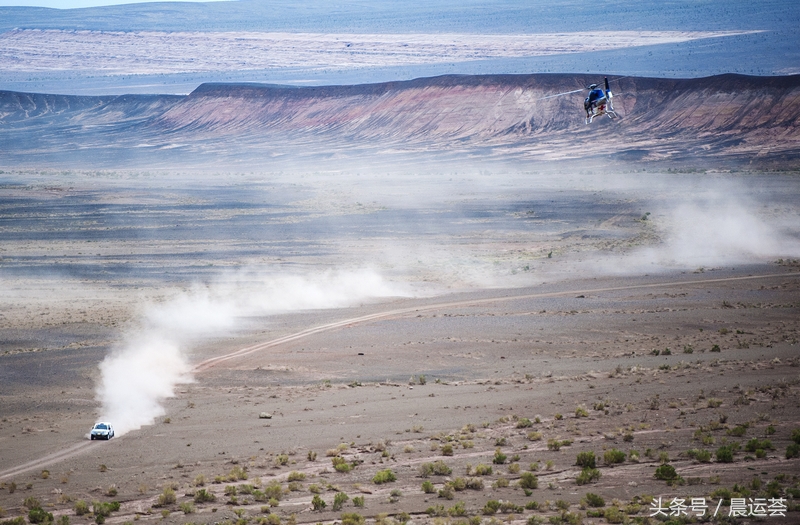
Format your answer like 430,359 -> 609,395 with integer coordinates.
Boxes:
1,73 -> 799,168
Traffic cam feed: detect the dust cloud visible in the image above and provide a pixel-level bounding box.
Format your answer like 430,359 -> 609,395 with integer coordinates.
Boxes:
95,269 -> 406,436
594,176 -> 800,274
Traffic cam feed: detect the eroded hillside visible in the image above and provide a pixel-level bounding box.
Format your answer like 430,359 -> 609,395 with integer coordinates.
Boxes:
1,74 -> 799,168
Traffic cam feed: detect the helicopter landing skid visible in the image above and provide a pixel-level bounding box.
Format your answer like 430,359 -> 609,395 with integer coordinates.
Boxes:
585,108 -> 618,125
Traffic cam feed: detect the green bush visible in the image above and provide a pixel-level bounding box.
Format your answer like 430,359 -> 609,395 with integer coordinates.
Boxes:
332,492 -> 348,511
28,509 -> 53,525
90,501 -> 119,525
716,445 -> 734,463
575,451 -> 596,468
603,506 -> 625,524
156,487 -> 176,506
499,501 -> 522,513
449,478 -> 467,491
372,469 -> 396,484
194,489 -> 217,503
311,494 -> 326,511
465,477 -> 484,490
352,496 -> 364,508
728,425 -> 747,437
422,481 -> 435,493
473,464 -> 493,476
287,471 -> 305,482
492,448 -> 507,464
745,438 -> 773,452
695,449 -> 712,463
604,449 -> 626,465
516,418 -> 533,428
74,501 -> 90,516
482,500 -> 501,515
654,464 -> 678,481
263,481 -> 283,501
332,457 -> 353,473
448,501 -> 467,517
584,493 -> 605,507
419,460 -> 452,477
519,472 -> 538,490
438,486 -> 454,500
575,468 -> 601,485
340,513 -> 365,525
786,443 -> 800,459
23,498 -> 42,510
791,428 -> 800,444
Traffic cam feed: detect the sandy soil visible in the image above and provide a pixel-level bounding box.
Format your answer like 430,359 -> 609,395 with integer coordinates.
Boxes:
0,30 -> 755,75
0,169 -> 799,525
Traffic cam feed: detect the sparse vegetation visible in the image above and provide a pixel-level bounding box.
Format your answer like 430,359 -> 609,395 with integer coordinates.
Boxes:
341,513 -> 365,525
311,494 -> 326,511
516,418 -> 533,428
287,471 -> 305,482
519,472 -> 538,489
576,451 -> 596,468
492,448 -> 507,464
332,457 -> 353,473
74,501 -> 90,516
584,493 -> 605,507
716,445 -> 735,463
156,487 -> 176,507
654,464 -> 678,481
332,492 -> 348,511
604,448 -> 626,465
419,460 -> 452,477
372,469 -> 396,484
576,467 -> 601,485
194,489 -> 216,503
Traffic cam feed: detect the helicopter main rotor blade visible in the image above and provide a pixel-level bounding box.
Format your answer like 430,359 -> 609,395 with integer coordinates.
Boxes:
535,88 -> 584,101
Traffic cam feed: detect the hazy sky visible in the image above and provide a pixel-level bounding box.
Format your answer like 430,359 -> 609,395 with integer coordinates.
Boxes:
0,0 -> 231,7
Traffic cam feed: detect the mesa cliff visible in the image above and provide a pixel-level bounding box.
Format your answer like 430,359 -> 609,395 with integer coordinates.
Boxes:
1,74 -> 799,168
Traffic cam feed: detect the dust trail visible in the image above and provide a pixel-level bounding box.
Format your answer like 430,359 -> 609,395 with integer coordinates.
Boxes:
95,269 -> 405,436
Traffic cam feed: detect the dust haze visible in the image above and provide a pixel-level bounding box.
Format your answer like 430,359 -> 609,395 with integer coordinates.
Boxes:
94,268 -> 405,435
76,165 -> 798,437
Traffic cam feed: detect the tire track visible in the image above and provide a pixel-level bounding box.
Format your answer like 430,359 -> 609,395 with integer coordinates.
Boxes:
0,441 -> 99,480
194,271 -> 800,372
2,271 -> 797,480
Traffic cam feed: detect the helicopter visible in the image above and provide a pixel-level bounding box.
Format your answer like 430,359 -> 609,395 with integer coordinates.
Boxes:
534,76 -> 622,124
583,77 -> 618,124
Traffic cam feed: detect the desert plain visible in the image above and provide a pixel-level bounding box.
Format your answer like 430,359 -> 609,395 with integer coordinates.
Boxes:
2,1 -> 800,523
1,165 -> 799,525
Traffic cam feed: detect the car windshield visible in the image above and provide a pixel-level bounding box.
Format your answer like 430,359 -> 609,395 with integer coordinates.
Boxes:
94,424 -> 108,430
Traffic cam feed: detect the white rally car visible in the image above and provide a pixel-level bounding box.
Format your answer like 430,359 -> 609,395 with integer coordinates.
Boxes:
90,422 -> 115,440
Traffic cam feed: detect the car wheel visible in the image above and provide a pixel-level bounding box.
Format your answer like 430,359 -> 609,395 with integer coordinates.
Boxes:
91,435 -> 95,440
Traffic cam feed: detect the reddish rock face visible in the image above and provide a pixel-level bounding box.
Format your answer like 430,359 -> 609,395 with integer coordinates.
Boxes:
2,73 -> 799,168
